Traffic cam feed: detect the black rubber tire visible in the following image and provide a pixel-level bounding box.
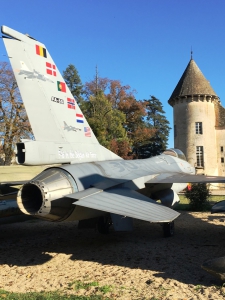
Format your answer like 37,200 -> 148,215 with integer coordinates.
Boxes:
163,221 -> 175,237
97,216 -> 110,234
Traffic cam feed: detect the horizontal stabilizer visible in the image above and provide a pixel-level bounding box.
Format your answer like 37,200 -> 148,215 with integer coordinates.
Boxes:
146,173 -> 225,184
202,256 -> 225,281
68,187 -> 180,223
211,200 -> 225,214
0,181 -> 27,186
0,181 -> 28,197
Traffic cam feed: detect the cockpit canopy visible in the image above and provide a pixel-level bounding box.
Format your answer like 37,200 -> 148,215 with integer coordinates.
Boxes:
163,148 -> 187,161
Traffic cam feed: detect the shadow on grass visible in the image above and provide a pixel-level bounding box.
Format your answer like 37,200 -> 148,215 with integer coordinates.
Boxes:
175,203 -> 190,211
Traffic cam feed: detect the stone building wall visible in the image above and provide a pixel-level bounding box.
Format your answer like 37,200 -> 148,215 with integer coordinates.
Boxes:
168,58 -> 222,177
215,102 -> 225,128
172,95 -> 218,175
214,102 -> 225,176
216,129 -> 225,176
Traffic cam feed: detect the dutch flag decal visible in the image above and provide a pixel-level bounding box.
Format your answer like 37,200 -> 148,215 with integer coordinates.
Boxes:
76,113 -> 84,123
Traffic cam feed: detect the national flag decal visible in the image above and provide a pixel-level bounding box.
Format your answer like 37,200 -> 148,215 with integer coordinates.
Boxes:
76,113 -> 84,123
57,81 -> 66,92
46,62 -> 56,76
35,45 -> 47,58
67,98 -> 75,110
84,127 -> 91,137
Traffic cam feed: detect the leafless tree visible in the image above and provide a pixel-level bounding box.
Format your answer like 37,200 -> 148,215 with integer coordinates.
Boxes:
0,61 -> 33,165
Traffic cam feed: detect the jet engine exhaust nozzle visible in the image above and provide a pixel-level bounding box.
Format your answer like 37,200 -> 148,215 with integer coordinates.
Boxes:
17,168 -> 77,221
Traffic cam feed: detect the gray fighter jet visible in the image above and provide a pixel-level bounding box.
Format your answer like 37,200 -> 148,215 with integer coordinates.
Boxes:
2,25 -> 225,236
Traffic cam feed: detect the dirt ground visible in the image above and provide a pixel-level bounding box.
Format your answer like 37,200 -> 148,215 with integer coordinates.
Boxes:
1,211 -> 225,299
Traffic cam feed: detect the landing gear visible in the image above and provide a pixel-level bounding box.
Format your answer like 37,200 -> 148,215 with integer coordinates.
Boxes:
97,215 -> 112,234
163,221 -> 174,237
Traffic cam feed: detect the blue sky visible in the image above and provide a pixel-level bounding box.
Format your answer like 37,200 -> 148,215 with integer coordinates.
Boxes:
1,0 -> 225,148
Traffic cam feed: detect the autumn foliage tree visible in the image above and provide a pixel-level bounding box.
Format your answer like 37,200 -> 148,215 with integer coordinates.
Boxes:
63,64 -> 170,159
117,96 -> 155,157
0,62 -> 32,165
82,76 -> 157,158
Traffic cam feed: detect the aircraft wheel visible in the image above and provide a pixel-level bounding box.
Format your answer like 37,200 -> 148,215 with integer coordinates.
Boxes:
97,216 -> 110,234
163,221 -> 174,238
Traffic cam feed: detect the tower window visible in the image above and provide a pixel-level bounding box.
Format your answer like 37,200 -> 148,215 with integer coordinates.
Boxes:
196,146 -> 204,167
221,146 -> 224,152
195,122 -> 203,134
221,158 -> 224,163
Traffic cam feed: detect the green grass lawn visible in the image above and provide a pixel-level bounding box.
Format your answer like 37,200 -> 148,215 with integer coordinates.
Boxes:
176,194 -> 225,211
0,279 -> 116,300
0,289 -> 111,300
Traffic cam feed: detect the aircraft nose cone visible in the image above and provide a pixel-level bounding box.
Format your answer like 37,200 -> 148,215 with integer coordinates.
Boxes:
201,257 -> 225,281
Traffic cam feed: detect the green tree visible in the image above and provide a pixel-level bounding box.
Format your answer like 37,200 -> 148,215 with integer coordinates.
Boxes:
0,62 -> 32,165
62,64 -> 83,104
81,90 -> 127,150
185,183 -> 211,211
138,96 -> 171,158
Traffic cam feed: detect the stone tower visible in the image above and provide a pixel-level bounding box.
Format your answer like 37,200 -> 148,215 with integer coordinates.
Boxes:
168,57 -> 223,176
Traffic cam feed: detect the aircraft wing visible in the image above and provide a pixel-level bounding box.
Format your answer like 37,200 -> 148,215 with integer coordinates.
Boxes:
68,187 -> 180,223
145,173 -> 225,184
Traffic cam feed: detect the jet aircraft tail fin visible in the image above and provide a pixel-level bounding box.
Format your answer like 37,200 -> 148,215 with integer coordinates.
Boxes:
1,26 -> 121,165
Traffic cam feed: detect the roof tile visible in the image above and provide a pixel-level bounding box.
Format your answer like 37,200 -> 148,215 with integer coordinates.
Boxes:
168,59 -> 217,102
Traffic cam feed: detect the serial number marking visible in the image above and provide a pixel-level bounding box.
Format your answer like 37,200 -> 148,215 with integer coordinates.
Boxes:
51,96 -> 64,104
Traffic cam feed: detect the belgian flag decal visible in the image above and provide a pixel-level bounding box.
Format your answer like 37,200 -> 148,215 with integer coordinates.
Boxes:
35,45 -> 47,58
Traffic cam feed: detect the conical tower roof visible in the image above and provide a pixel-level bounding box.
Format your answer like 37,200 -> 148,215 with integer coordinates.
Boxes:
168,58 -> 218,104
